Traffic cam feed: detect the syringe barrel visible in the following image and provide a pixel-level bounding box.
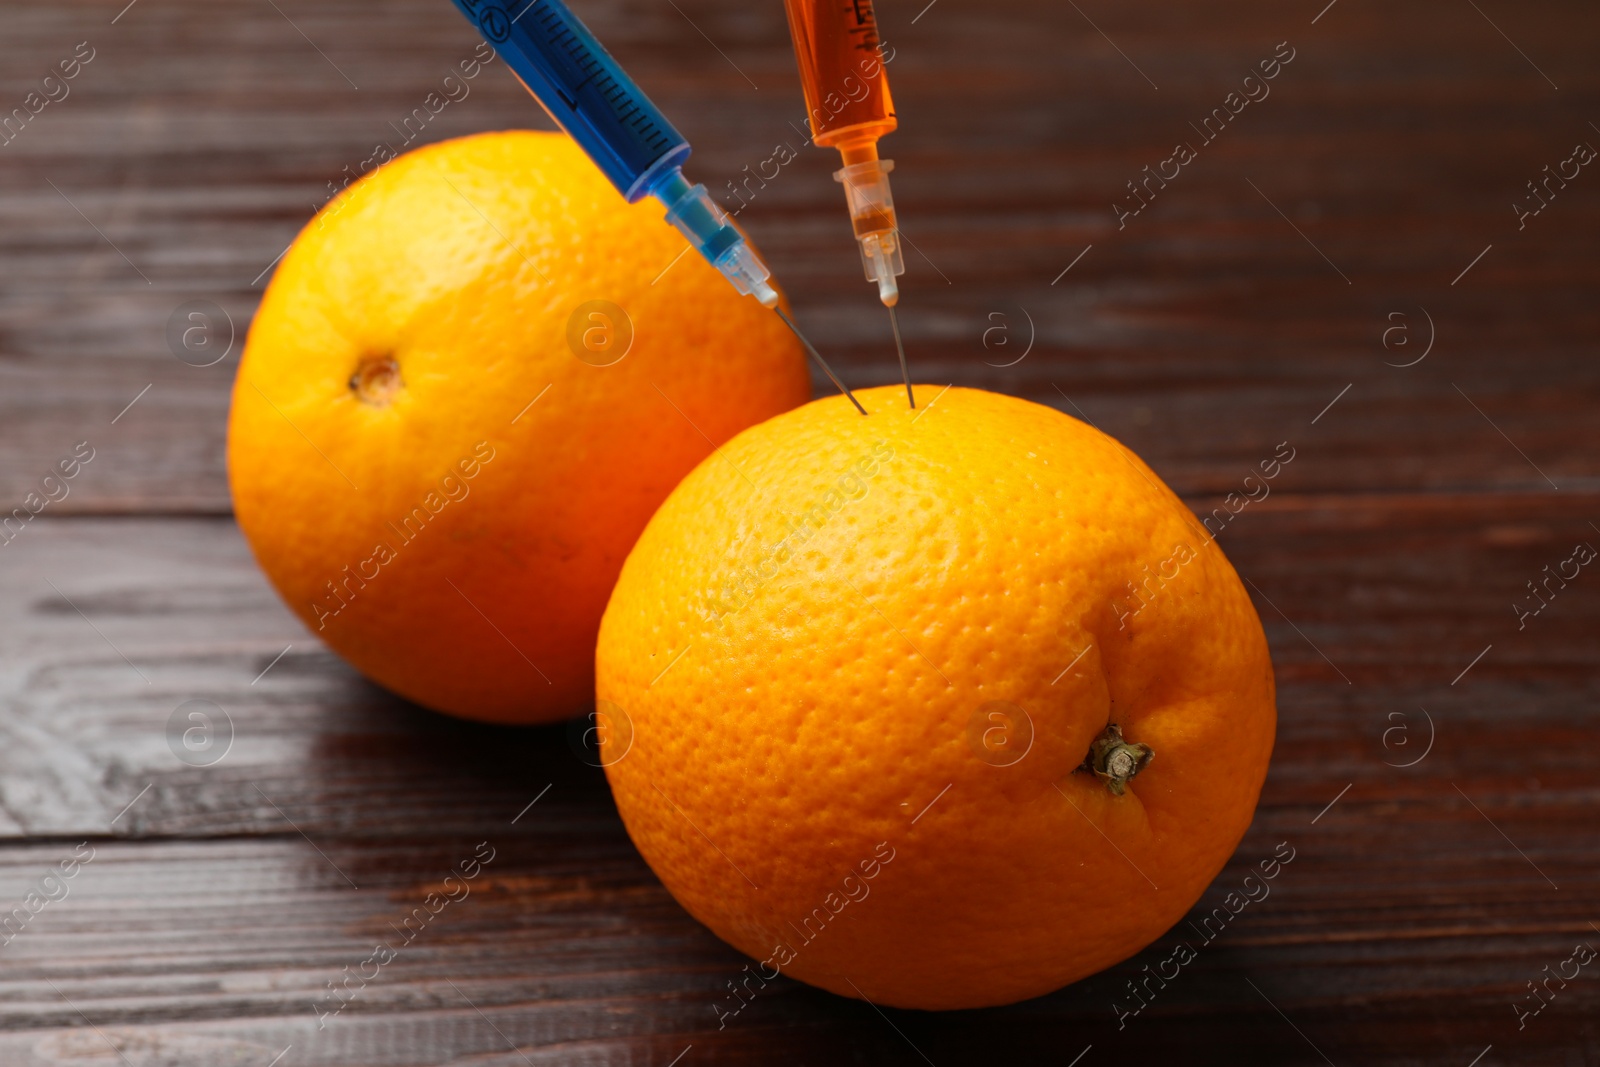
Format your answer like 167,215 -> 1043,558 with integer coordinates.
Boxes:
449,0 -> 691,202
783,0 -> 896,151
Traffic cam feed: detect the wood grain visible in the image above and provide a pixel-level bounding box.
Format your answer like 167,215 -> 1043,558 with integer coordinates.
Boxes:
1,0 -> 1597,507
0,498 -> 1595,1062
2,0 -> 1597,1062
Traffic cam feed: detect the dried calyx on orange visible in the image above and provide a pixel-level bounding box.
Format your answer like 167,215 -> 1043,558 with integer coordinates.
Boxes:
597,385 -> 1275,1009
229,131 -> 810,723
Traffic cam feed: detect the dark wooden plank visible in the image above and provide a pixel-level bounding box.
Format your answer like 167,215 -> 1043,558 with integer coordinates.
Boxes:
4,0 -> 1599,1060
4,495 -> 1597,838
0,495 -> 1595,1060
0,826 -> 1593,1065
1,0 -> 1597,507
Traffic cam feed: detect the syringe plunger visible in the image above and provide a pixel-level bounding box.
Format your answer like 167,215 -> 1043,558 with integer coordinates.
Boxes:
834,159 -> 904,307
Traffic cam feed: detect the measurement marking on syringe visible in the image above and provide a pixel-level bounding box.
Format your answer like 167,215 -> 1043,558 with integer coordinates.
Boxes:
508,0 -> 678,153
452,0 -> 803,327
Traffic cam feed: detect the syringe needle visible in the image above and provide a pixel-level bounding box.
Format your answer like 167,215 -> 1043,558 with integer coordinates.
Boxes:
887,305 -> 913,409
774,306 -> 867,416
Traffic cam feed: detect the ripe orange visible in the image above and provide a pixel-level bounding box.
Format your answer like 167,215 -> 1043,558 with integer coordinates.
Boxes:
596,385 -> 1275,1009
228,131 -> 810,723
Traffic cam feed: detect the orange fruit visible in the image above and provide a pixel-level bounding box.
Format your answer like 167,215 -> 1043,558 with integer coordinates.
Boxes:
228,130 -> 810,723
596,385 -> 1275,1009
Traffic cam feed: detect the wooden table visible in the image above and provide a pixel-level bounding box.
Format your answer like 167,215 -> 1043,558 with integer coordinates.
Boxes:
2,0 -> 1596,1062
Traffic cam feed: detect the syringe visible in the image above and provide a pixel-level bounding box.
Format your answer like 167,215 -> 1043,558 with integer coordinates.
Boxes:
782,0 -> 912,407
448,0 -> 865,413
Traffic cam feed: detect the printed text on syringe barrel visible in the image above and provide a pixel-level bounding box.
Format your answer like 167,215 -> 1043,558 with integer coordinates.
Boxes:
451,0 -> 691,200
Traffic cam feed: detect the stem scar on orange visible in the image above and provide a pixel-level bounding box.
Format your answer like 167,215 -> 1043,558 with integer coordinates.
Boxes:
596,385 -> 1276,1009
228,131 -> 810,723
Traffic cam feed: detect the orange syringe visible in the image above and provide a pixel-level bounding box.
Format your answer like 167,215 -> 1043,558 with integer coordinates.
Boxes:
783,0 -> 912,407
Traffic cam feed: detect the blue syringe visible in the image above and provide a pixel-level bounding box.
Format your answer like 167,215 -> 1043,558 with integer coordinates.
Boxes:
448,0 -> 864,412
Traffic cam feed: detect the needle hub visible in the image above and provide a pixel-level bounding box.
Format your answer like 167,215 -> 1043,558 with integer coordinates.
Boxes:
834,158 -> 905,309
